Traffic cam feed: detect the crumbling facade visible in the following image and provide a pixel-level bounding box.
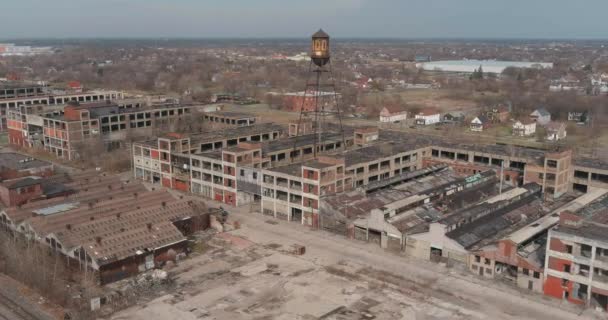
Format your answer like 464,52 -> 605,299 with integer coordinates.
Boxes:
7,100 -> 191,159
544,203 -> 608,311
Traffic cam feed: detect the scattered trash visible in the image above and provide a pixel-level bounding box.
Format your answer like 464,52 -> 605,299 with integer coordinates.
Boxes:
290,244 -> 306,255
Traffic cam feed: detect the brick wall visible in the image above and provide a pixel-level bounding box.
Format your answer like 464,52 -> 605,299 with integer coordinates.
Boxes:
547,256 -> 571,272
549,238 -> 568,253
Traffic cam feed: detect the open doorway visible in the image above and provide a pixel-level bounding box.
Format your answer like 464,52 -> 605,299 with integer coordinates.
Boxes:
367,229 -> 381,245
291,208 -> 302,223
430,247 -> 443,263
592,292 -> 608,312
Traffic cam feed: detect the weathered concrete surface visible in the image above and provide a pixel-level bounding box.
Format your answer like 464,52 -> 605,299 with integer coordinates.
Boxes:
110,204 -> 604,320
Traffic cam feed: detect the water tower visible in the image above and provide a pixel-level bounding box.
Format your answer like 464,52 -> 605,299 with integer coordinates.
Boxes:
292,29 -> 346,158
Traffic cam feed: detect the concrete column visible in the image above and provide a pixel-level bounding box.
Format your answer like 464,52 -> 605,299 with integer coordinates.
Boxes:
273,182 -> 277,219
381,233 -> 388,249
589,244 -> 596,306
260,196 -> 265,215
287,190 -> 291,222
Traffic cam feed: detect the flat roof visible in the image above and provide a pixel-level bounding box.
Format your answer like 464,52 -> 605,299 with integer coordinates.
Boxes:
0,153 -> 51,171
191,123 -> 284,146
556,222 -> 608,243
264,131 -> 350,154
204,111 -> 256,119
323,167 -> 461,220
344,142 -> 414,167
447,197 -> 546,249
303,161 -> 336,169
33,202 -> 80,216
267,163 -> 303,176
0,82 -> 45,90
378,129 -> 547,161
440,184 -> 539,226
575,157 -> 608,171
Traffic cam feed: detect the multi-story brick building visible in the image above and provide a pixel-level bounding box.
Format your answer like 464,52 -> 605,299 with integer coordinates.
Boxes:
280,91 -> 338,112
261,156 -> 347,226
0,81 -> 123,131
7,100 -> 191,159
0,81 -> 46,100
544,198 -> 608,311
131,120 -> 608,230
202,111 -> 258,128
572,158 -> 608,193
133,124 -> 354,207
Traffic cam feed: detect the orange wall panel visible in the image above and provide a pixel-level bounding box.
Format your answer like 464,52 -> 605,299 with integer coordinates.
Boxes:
544,275 -> 565,299
549,238 -> 567,253
547,256 -> 571,272
162,177 -> 172,188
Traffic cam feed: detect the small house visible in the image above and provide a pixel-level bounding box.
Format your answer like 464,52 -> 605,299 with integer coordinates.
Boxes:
415,108 -> 441,126
530,108 -> 551,125
545,122 -> 567,141
567,111 -> 590,125
379,105 -> 408,123
415,55 -> 432,63
67,81 -> 83,92
470,115 -> 490,132
512,119 -> 536,137
443,111 -> 465,125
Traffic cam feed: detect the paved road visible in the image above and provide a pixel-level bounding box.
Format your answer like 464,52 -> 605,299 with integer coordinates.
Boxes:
227,208 -> 601,320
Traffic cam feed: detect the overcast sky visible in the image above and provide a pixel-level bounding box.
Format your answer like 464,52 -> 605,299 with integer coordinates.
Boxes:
1,0 -> 606,39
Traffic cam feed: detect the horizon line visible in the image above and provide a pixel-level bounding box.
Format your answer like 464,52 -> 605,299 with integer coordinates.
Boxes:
2,36 -> 608,42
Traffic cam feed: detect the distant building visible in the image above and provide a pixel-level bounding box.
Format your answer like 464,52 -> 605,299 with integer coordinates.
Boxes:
591,73 -> 608,95
7,100 -> 192,160
549,77 -> 583,93
470,115 -> 490,132
442,111 -> 465,125
0,81 -> 124,131
379,105 -> 408,123
0,153 -> 53,180
512,119 -> 537,137
530,108 -> 551,125
567,111 -> 590,125
202,111 -> 258,128
414,108 -> 441,125
414,55 -> 432,63
280,91 -> 338,112
416,60 -> 553,74
0,176 -> 73,207
66,81 -> 83,93
545,122 -> 567,141
0,43 -> 53,56
487,106 -> 511,123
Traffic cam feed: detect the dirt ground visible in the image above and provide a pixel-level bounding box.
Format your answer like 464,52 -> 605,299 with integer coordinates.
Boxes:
109,203 -> 604,320
365,89 -> 482,113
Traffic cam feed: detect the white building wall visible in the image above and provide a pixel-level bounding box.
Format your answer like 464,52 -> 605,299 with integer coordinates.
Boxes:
380,113 -> 408,123
415,114 -> 441,125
